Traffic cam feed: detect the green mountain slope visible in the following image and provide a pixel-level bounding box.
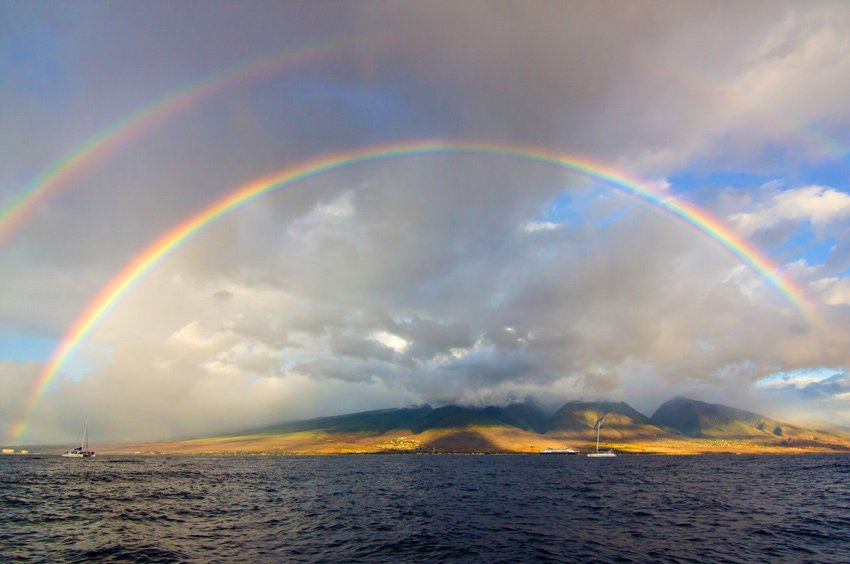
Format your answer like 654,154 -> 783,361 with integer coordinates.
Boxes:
240,405 -> 435,436
546,400 -> 666,437
241,402 -> 550,436
651,397 -> 785,438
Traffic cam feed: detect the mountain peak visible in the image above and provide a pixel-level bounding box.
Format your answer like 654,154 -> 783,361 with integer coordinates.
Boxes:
651,397 -> 784,438
546,400 -> 664,437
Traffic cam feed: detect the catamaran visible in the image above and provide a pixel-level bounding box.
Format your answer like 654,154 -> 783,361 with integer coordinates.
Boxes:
540,446 -> 579,455
62,419 -> 95,458
587,413 -> 616,457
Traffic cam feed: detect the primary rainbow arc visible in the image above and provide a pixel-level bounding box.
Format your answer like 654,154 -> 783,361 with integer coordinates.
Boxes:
6,140 -> 811,443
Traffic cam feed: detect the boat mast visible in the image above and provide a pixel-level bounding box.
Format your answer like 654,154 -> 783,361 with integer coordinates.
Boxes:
596,419 -> 600,453
83,419 -> 88,451
595,412 -> 606,453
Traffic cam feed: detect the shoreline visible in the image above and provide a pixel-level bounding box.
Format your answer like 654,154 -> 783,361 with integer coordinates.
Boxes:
6,450 -> 850,457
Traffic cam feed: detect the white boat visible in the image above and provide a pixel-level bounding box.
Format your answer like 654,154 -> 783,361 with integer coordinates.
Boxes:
540,447 -> 579,455
587,413 -> 616,457
62,419 -> 95,458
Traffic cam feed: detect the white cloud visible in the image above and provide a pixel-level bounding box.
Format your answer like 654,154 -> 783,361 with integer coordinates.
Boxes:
752,369 -> 850,426
755,366 -> 839,390
523,221 -> 562,233
287,191 -> 356,242
369,331 -> 409,354
730,185 -> 850,236
810,277 -> 850,306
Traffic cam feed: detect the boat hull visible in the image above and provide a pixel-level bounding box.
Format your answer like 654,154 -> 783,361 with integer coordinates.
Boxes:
587,452 -> 616,457
64,419 -> 94,458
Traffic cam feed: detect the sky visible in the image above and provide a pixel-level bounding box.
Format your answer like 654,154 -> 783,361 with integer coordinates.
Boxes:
2,1 -> 850,445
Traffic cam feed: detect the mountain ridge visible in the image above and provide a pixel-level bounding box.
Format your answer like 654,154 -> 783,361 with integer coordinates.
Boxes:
110,396 -> 850,455
651,396 -> 786,438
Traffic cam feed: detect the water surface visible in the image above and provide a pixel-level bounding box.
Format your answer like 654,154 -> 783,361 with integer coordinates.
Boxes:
2,454 -> 848,562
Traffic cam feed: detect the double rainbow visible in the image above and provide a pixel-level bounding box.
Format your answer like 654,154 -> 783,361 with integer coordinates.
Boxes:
6,140 -> 810,443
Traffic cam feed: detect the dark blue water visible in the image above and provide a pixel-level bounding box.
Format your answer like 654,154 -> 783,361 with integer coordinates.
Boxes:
2,454 -> 848,562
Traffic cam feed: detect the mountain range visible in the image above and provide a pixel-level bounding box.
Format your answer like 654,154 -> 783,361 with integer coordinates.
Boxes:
110,396 -> 850,455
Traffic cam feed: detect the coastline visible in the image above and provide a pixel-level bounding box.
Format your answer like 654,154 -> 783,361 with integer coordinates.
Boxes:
96,425 -> 850,456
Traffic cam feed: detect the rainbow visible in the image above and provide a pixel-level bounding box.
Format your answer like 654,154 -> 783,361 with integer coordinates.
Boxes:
6,140 -> 811,443
0,34 -> 384,246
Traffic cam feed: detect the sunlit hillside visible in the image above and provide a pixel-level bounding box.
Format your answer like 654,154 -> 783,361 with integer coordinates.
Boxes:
107,399 -> 850,455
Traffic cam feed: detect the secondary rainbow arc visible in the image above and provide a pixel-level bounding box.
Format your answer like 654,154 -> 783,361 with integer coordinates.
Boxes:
7,140 -> 811,443
0,34 -> 383,247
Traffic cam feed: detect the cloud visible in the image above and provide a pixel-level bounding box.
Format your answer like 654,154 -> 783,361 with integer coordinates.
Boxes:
369,331 -> 409,354
752,369 -> 850,425
8,158 -> 844,442
213,290 -> 234,302
809,277 -> 850,306
794,373 -> 850,399
524,221 -> 562,233
730,185 -> 850,236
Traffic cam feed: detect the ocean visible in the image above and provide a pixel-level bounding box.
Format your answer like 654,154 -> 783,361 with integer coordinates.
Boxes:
2,454 -> 848,562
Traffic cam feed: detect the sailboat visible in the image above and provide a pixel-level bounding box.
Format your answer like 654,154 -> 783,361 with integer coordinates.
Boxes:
62,419 -> 95,458
587,413 -> 616,457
